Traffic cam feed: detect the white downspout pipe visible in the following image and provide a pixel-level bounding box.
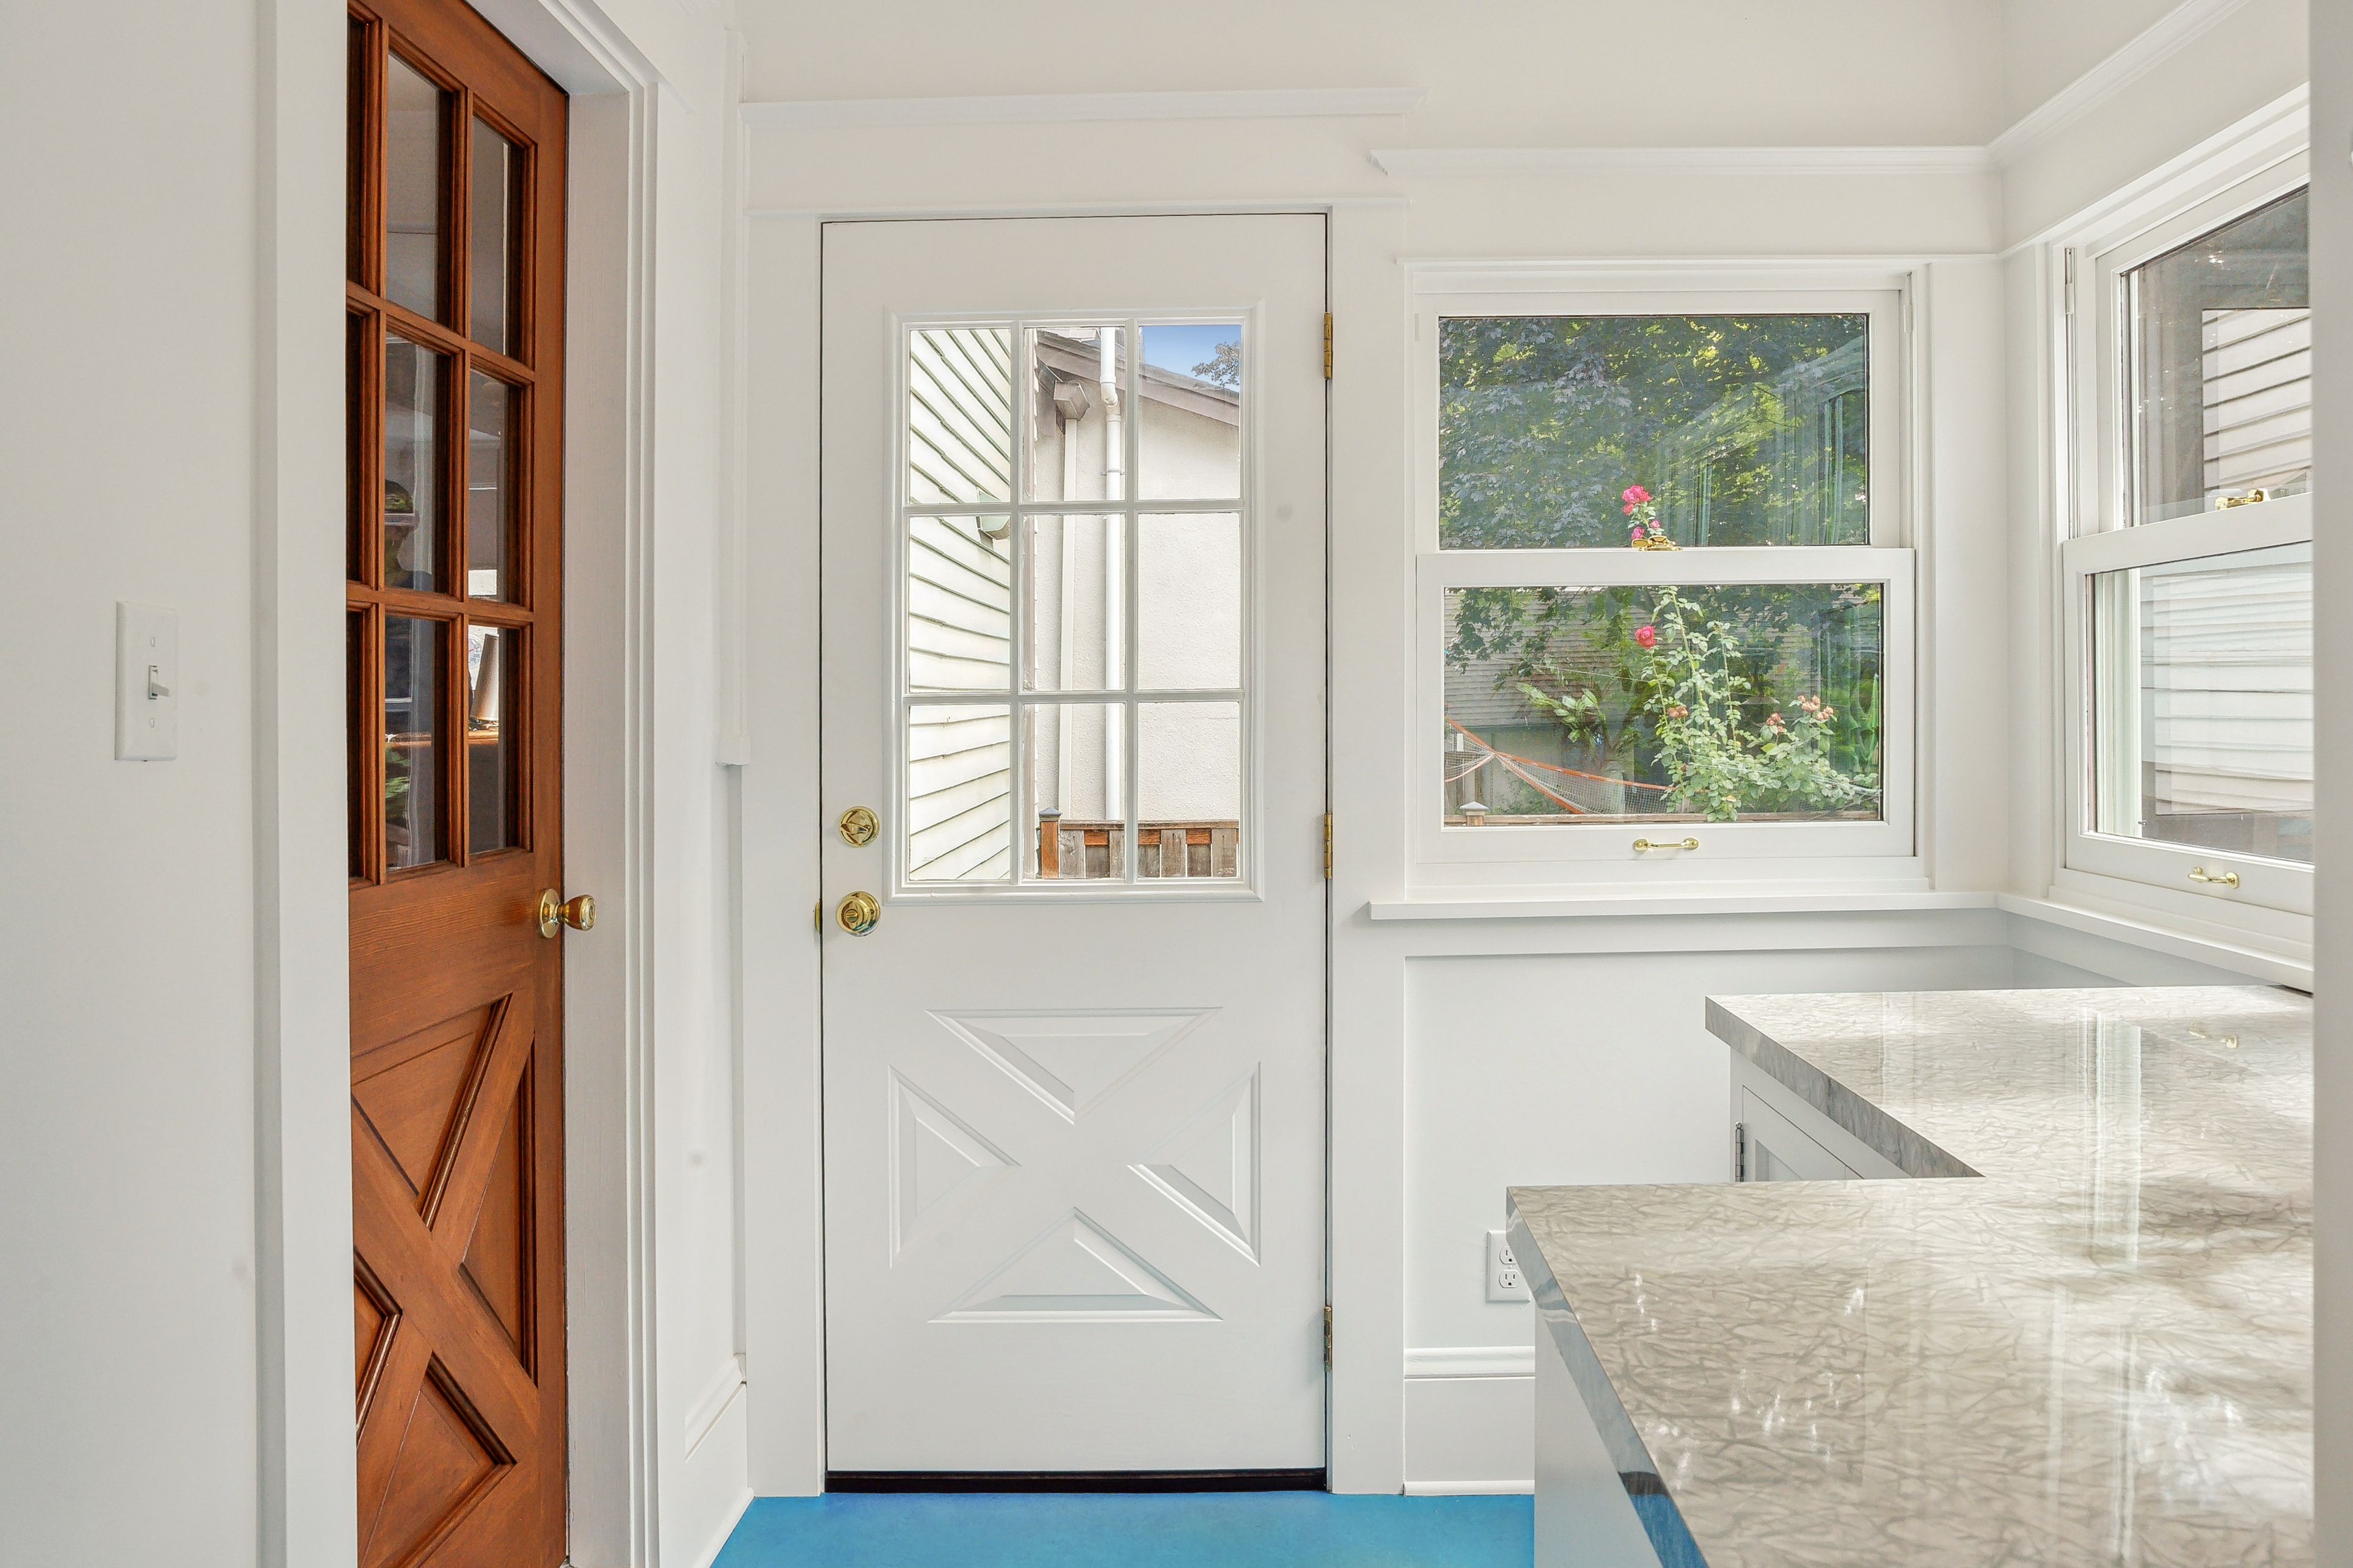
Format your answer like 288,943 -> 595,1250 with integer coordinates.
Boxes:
1058,391 -> 1081,813
1099,332 -> 1125,827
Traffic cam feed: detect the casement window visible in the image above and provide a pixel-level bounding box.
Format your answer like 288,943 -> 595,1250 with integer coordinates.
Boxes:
1413,283 -> 1916,887
2060,169 -> 2313,917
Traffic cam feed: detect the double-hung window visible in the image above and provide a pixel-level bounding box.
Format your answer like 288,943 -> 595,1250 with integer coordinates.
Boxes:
1414,282 -> 1915,888
2060,169 -> 2312,917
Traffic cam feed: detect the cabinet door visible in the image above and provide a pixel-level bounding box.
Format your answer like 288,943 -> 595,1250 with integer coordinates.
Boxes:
1740,1090 -> 1859,1181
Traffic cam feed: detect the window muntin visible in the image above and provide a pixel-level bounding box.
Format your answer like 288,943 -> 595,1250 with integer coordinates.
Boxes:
2126,189 -> 2308,525
1443,582 -> 1883,827
2090,542 -> 2310,866
1439,315 -> 1871,550
897,317 -> 1253,892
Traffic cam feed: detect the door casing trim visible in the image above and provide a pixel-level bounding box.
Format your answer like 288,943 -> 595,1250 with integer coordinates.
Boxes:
254,1 -> 675,1563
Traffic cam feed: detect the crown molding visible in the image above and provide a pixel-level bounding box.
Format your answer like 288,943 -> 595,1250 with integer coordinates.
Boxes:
1986,0 -> 2257,167
1368,145 -> 1993,177
2001,82 -> 2307,255
741,86 -> 1426,129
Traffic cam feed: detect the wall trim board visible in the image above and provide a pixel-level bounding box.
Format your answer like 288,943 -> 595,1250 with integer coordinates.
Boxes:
686,1354 -> 750,1457
746,197 -> 1407,223
1370,889 -> 1992,922
1400,255 -> 1989,296
1385,907 -> 2013,961
1370,146 -> 1994,176
687,1486 -> 758,1568
1986,0 -> 2259,168
741,86 -> 1427,129
1402,1372 -> 1537,1495
555,67 -> 667,1568
255,1 -> 689,1564
1407,1346 -> 1535,1379
253,2 -> 359,1564
1999,896 -> 2314,986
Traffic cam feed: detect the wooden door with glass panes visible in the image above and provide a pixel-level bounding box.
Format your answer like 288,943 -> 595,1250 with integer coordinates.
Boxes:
346,3 -> 568,1564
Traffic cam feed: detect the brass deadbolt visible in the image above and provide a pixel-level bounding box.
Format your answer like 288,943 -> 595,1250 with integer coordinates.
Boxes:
838,806 -> 879,847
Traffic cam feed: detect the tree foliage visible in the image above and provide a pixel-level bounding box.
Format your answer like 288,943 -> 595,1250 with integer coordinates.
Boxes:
1438,315 -> 1869,550
1191,340 -> 1242,388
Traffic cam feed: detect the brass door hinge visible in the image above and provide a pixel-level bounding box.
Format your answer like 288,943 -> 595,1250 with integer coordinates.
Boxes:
1322,313 -> 1333,379
1323,813 -> 1333,878
1323,1304 -> 1333,1368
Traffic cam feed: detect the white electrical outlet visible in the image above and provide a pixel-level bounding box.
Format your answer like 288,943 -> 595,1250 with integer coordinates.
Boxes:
1486,1229 -> 1530,1303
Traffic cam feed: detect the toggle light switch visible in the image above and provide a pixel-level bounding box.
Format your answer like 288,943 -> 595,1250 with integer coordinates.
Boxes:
115,602 -> 178,760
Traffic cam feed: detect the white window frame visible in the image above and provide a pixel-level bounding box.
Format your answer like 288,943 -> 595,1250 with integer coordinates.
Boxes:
890,307 -> 1267,903
1409,278 -> 1920,891
2055,154 -> 2313,920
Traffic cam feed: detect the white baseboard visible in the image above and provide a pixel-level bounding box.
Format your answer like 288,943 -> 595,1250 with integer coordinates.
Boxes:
686,1485 -> 756,1568
1403,1364 -> 1535,1492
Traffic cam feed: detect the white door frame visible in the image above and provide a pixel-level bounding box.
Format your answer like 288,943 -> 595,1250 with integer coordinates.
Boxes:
253,1 -> 675,1561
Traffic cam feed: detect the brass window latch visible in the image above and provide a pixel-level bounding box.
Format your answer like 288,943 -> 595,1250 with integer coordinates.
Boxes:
2189,866 -> 2239,888
1633,836 -> 1699,853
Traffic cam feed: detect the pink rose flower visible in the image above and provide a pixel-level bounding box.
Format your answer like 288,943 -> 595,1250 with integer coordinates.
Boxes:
1635,624 -> 1657,649
1622,485 -> 1651,505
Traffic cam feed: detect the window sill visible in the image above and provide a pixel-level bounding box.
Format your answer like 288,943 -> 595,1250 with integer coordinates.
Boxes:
1366,886 -> 1986,922
1996,892 -> 2313,990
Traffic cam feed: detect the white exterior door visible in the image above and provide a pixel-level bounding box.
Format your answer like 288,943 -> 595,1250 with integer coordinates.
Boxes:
818,214 -> 1330,1475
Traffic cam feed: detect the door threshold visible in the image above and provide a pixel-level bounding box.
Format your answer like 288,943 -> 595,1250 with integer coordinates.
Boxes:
825,1469 -> 1328,1494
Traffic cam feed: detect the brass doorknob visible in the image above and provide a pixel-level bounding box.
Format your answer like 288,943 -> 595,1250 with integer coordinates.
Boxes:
836,891 -> 880,935
536,888 -> 597,938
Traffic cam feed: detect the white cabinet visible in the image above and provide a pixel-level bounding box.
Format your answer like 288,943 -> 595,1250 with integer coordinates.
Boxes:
1729,1051 -> 1908,1182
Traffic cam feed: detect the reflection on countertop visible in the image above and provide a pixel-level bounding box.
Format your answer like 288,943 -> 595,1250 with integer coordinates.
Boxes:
1510,985 -> 2311,1568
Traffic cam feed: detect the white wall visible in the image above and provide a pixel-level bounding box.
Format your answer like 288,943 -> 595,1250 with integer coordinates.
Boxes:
2,1 -> 753,1563
1,2 -> 269,1559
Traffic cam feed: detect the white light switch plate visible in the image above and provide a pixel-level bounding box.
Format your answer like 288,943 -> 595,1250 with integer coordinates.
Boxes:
116,602 -> 178,760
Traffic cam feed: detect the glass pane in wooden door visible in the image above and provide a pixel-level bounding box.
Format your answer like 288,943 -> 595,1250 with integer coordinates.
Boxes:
349,609 -> 368,879
348,312 -> 370,582
467,625 -> 519,851
384,53 -> 447,320
470,119 -> 522,354
385,334 -> 445,591
467,371 -> 513,600
384,615 -> 445,868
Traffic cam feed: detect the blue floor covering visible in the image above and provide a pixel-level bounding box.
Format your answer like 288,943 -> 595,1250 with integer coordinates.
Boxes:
712,1492 -> 1534,1567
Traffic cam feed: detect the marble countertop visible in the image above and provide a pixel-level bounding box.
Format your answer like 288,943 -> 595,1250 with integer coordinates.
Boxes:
1509,986 -> 2312,1567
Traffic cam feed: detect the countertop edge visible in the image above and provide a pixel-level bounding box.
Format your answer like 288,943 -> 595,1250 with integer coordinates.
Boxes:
1506,1202 -> 1704,1568
1704,997 -> 1980,1179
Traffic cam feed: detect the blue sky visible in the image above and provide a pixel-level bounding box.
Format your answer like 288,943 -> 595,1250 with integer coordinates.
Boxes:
1141,322 -> 1242,379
